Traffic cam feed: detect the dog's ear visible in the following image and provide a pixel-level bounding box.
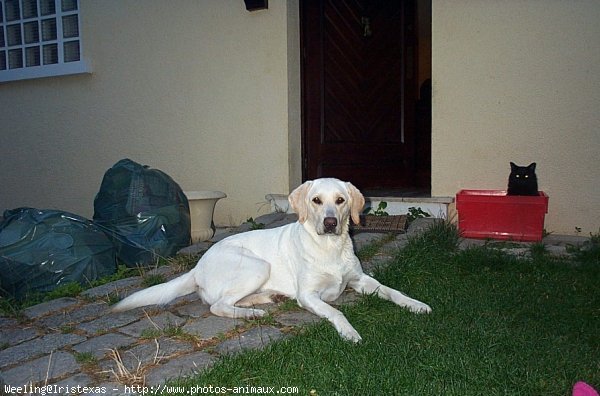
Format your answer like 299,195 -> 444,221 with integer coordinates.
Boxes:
288,181 -> 313,224
345,182 -> 365,225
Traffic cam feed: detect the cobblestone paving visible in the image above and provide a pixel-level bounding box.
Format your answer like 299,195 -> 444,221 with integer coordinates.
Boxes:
0,215 -> 589,395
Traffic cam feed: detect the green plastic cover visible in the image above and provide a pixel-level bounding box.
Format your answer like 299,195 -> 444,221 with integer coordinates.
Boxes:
0,208 -> 117,300
93,159 -> 191,267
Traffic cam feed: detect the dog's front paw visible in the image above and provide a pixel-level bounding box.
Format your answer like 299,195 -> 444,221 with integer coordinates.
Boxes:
335,319 -> 362,342
408,301 -> 432,314
339,326 -> 362,343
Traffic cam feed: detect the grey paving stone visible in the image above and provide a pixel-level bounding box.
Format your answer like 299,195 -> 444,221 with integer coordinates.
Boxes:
168,292 -> 201,307
21,297 -> 80,320
0,317 -> 17,327
144,351 -> 216,386
175,301 -> 210,318
73,333 -> 137,359
178,241 -> 212,255
77,310 -> 141,335
331,291 -> 361,306
0,326 -> 38,347
1,351 -> 80,387
458,238 -> 487,250
101,337 -> 194,374
39,302 -> 108,329
351,232 -> 385,251
81,277 -> 142,299
406,217 -> 439,234
0,333 -> 86,369
118,312 -> 185,337
182,315 -> 240,339
275,311 -> 321,327
546,244 -> 569,256
543,234 -> 589,247
214,326 -> 285,356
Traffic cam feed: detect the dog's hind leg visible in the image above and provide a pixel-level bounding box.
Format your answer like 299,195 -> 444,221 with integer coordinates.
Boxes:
206,251 -> 271,320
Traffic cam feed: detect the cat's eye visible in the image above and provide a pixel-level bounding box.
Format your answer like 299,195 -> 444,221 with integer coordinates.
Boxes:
312,197 -> 322,205
524,175 -> 529,178
336,197 -> 345,205
515,175 -> 520,178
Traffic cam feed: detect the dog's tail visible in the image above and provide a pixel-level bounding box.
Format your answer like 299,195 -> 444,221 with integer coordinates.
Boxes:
112,271 -> 197,312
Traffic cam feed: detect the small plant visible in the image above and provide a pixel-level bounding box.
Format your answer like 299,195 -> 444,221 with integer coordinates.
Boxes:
278,297 -> 300,312
246,217 -> 266,230
142,273 -> 166,288
530,242 -> 548,261
407,207 -> 431,222
363,201 -> 389,216
569,228 -> 600,264
104,292 -> 121,306
74,351 -> 97,365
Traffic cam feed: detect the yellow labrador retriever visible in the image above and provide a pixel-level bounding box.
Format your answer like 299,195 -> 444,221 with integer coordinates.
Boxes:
113,178 -> 431,342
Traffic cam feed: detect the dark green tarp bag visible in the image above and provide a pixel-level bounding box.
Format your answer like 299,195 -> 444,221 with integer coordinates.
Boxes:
93,159 -> 191,267
0,208 -> 117,300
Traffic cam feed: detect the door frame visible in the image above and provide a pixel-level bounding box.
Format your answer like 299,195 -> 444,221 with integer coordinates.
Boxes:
299,0 -> 432,192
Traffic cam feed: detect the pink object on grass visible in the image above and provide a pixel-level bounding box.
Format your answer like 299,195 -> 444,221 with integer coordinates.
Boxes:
573,382 -> 599,396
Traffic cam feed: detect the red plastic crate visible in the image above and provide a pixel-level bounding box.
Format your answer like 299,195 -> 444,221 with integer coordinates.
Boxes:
456,190 -> 549,242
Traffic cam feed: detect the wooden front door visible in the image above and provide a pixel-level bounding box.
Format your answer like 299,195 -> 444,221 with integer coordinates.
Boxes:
301,0 -> 419,191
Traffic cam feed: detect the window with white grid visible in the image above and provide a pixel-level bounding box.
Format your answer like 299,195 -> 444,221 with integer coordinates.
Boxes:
0,0 -> 89,82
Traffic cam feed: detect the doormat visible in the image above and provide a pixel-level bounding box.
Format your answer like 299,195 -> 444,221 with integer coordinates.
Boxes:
351,215 -> 408,234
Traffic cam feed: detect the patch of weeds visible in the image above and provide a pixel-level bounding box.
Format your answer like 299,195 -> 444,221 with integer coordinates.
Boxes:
104,292 -> 122,306
570,229 -> 600,264
140,328 -> 163,339
407,207 -> 431,222
530,242 -> 548,261
89,265 -> 138,288
406,219 -> 459,254
20,282 -> 84,309
246,217 -> 265,230
363,201 -> 389,216
168,254 -> 200,273
140,322 -> 197,343
142,273 -> 166,288
0,296 -> 20,317
75,351 -> 98,365
60,325 -> 75,334
278,298 -> 300,312
245,312 -> 277,327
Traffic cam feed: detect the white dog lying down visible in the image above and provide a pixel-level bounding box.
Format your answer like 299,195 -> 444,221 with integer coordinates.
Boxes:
113,178 -> 431,342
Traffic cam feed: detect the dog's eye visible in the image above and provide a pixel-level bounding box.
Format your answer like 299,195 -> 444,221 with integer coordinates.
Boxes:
312,197 -> 322,205
336,197 -> 345,205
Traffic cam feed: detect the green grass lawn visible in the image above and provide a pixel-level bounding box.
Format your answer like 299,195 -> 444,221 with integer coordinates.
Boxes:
171,224 -> 599,395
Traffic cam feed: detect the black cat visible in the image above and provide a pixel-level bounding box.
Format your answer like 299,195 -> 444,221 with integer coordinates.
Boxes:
507,162 -> 538,196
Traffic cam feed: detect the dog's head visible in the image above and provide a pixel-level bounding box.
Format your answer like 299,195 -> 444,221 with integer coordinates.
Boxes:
288,178 -> 365,236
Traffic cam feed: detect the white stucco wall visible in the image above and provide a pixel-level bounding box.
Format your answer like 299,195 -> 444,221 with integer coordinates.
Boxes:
432,0 -> 600,234
2,1 -> 598,235
0,1 -> 299,226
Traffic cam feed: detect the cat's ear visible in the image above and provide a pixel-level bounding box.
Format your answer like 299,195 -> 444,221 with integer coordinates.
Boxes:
510,162 -> 517,170
528,162 -> 536,171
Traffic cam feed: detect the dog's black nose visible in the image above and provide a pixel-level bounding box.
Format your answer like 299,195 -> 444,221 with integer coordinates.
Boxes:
323,217 -> 338,232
